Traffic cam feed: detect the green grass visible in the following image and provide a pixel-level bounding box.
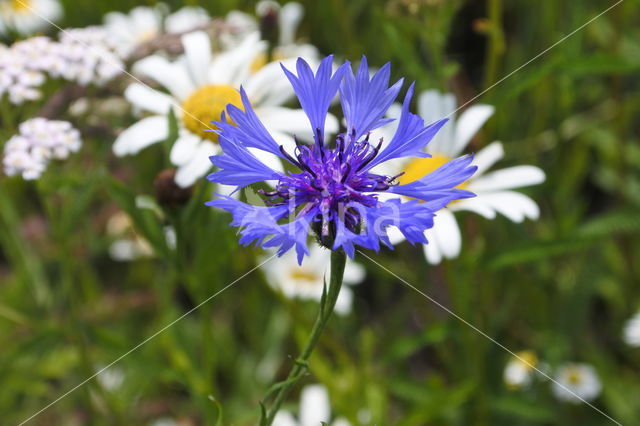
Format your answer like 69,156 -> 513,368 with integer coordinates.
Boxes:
1,0 -> 640,424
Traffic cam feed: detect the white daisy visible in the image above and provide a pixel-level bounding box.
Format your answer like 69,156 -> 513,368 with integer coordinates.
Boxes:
623,312 -> 640,347
103,5 -> 164,58
376,90 -> 545,264
0,0 -> 62,36
273,384 -> 351,426
113,31 -> 324,188
552,363 -> 602,403
503,350 -> 539,390
164,6 -> 210,34
262,246 -> 365,316
103,5 -> 210,58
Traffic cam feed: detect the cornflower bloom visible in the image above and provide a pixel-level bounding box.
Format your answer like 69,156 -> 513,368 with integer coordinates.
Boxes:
206,56 -> 478,263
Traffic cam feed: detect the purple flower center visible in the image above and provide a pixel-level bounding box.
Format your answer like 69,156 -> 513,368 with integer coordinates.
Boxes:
261,129 -> 401,237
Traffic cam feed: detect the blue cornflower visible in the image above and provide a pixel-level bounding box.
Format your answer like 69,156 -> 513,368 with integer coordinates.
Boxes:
206,56 -> 477,263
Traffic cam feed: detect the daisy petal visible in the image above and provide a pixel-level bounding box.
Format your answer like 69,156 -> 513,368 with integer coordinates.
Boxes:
170,131 -> 201,166
471,191 -> 540,222
431,209 -> 461,259
472,141 -> 504,176
452,104 -> 495,156
469,165 -> 545,192
175,141 -> 218,187
181,31 -> 212,87
124,83 -> 175,115
133,55 -> 195,101
113,115 -> 168,156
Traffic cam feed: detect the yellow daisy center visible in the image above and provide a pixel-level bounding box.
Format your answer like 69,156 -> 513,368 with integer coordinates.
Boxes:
250,51 -> 287,73
566,368 -> 582,385
398,153 -> 469,189
515,350 -> 538,371
8,0 -> 31,12
181,85 -> 242,143
288,268 -> 319,286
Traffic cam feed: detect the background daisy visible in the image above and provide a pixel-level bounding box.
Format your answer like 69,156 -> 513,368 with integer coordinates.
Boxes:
552,363 -> 602,403
377,90 -> 545,264
0,0 -> 62,36
113,31 -> 324,188
262,246 -> 365,316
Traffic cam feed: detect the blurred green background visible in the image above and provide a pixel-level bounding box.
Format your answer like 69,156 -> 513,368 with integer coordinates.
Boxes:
2,0 -> 640,424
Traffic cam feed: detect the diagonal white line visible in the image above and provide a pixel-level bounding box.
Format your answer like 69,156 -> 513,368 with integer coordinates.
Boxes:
450,0 -> 624,116
17,254 -> 277,426
13,0 -> 217,134
357,251 -> 623,426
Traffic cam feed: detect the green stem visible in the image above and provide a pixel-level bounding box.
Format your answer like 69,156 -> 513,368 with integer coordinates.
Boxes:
484,0 -> 505,89
261,249 -> 347,426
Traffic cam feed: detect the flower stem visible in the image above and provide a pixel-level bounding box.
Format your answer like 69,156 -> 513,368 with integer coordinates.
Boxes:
261,249 -> 347,426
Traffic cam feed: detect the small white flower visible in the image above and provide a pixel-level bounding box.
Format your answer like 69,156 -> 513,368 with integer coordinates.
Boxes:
552,363 -> 602,403
262,246 -> 365,316
2,117 -> 82,180
273,384 -> 351,426
106,211 -> 154,262
503,350 -> 539,389
623,312 -> 640,347
95,365 -> 125,391
53,27 -> 124,85
114,31 -> 322,188
0,0 -> 62,36
376,90 -> 545,264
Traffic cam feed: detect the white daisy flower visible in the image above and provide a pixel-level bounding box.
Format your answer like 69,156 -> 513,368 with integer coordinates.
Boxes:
503,350 -> 539,390
552,363 -> 602,403
104,5 -> 211,58
113,31 -> 323,188
164,6 -> 210,34
262,246 -> 365,316
95,365 -> 125,391
376,90 -> 545,264
623,312 -> 640,347
103,5 -> 164,58
0,0 -> 62,36
273,384 -> 351,426
221,1 -> 305,52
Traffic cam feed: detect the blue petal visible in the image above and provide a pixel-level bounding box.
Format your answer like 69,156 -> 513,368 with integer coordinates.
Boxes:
207,195 -> 312,264
281,56 -> 349,144
367,83 -> 448,169
212,87 -> 289,161
340,56 -> 403,141
207,131 -> 284,190
388,155 -> 477,206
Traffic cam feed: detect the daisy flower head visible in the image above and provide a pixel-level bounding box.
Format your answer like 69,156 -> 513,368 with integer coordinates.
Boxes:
262,245 -> 365,315
114,31 -> 318,188
0,0 -> 62,36
104,5 -> 211,58
206,56 -> 478,264
377,90 -> 546,264
503,350 -> 539,390
623,312 -> 640,347
552,363 -> 602,403
273,384 -> 351,426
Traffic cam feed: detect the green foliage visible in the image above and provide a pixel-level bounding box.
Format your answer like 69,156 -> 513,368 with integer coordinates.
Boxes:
1,0 -> 640,425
